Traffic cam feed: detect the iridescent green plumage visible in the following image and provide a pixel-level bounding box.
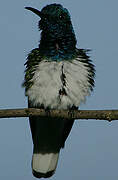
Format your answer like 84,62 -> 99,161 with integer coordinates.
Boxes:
22,49 -> 41,92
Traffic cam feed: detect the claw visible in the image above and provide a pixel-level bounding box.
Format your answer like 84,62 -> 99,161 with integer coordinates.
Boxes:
45,107 -> 51,117
68,105 -> 78,119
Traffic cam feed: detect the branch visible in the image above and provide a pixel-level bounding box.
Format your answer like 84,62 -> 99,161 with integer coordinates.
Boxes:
0,108 -> 118,121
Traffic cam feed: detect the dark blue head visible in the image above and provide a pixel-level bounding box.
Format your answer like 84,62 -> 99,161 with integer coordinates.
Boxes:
39,4 -> 72,36
25,4 -> 77,60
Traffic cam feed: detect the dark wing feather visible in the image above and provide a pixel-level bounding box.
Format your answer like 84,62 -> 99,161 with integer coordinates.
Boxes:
61,119 -> 74,148
76,48 -> 95,91
22,48 -> 42,92
28,99 -> 36,144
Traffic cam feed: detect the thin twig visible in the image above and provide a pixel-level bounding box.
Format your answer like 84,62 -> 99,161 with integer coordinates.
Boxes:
0,108 -> 118,121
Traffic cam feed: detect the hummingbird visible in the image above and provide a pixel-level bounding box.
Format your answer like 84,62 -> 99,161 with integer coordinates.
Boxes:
23,3 -> 95,179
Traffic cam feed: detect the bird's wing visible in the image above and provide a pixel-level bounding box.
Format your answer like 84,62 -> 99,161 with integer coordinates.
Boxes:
22,48 -> 42,92
61,118 -> 74,148
76,48 -> 95,91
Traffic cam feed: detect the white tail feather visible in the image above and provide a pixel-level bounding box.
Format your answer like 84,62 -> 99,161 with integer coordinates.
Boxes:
32,153 -> 59,174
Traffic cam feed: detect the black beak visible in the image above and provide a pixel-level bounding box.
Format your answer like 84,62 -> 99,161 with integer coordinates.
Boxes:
25,7 -> 43,18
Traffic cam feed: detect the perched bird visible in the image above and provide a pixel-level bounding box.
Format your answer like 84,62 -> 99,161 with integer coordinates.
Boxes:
23,3 -> 95,179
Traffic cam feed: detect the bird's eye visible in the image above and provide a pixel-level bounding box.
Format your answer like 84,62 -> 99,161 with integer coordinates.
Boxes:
44,17 -> 47,21
59,15 -> 64,20
42,14 -> 48,21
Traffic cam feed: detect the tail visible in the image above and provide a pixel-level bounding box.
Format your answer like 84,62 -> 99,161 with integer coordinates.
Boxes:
32,152 -> 59,178
28,101 -> 74,178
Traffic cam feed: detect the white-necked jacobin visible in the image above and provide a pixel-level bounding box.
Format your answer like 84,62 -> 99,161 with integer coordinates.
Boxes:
23,3 -> 95,179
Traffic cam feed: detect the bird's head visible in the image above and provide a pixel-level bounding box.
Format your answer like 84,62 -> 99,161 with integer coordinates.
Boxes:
25,4 -> 77,60
25,4 -> 74,39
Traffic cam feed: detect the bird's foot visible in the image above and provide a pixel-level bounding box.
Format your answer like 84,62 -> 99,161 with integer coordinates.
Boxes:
45,107 -> 51,117
68,105 -> 78,119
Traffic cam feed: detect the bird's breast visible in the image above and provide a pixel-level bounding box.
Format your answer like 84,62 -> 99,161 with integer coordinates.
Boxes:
26,58 -> 91,109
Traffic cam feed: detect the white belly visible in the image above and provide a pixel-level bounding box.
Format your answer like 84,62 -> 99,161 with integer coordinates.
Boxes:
26,58 -> 91,109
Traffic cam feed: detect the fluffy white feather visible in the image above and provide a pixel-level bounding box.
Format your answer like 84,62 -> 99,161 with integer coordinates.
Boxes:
26,58 -> 91,109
